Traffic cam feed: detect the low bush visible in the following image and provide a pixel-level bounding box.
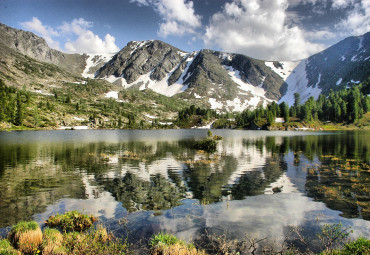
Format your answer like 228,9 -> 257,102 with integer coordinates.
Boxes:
150,233 -> 204,255
339,237 -> 370,254
45,210 -> 98,232
41,228 -> 65,255
193,138 -> 217,153
62,227 -> 128,255
0,239 -> 19,255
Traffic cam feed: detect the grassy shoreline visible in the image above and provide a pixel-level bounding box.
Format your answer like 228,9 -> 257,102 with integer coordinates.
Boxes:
0,211 -> 369,254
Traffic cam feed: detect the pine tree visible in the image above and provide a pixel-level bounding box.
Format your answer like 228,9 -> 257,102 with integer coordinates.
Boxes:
14,93 -> 24,126
279,102 -> 289,122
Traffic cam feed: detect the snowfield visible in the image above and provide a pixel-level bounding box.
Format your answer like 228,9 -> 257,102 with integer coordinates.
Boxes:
277,60 -> 322,106
264,61 -> 300,80
82,53 -> 115,78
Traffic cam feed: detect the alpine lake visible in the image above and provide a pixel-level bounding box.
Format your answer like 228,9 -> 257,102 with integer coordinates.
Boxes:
0,129 -> 369,249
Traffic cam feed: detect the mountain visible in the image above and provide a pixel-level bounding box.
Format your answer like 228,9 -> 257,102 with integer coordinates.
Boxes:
0,23 -> 86,74
94,40 -> 287,112
93,33 -> 369,110
0,22 -> 369,112
278,32 -> 370,105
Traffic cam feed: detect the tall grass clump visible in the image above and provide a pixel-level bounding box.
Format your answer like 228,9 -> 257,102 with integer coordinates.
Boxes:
41,228 -> 65,255
150,233 -> 204,255
62,226 -> 128,255
8,221 -> 42,254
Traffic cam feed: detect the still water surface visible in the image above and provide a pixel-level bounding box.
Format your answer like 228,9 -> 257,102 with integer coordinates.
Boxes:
0,129 -> 369,245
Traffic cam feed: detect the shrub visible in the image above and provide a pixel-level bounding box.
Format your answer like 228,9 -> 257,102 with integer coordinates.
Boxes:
41,228 -> 65,255
193,138 -> 217,153
8,221 -> 42,254
45,210 -> 98,232
341,237 -> 370,254
62,227 -> 128,255
0,239 -> 20,255
150,233 -> 204,255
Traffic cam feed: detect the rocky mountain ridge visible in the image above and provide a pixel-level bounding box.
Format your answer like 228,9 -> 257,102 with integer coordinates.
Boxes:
0,22 -> 369,112
0,23 -> 87,74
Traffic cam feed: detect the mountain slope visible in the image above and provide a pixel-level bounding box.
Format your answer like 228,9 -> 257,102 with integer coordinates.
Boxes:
0,22 -> 368,112
95,41 -> 288,112
0,23 -> 87,74
277,32 -> 370,105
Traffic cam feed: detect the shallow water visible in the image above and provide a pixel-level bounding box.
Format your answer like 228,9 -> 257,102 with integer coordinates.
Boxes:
0,129 -> 369,246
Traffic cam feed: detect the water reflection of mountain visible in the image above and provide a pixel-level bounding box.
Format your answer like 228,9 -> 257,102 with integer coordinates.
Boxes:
0,143 -> 86,227
105,173 -> 186,212
0,130 -> 369,229
96,137 -> 286,207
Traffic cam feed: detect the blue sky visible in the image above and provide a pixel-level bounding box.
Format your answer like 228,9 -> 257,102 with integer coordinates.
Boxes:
0,0 -> 369,61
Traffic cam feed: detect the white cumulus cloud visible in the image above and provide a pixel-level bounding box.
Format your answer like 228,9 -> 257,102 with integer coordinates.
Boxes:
20,17 -> 61,50
131,0 -> 202,37
204,0 -> 323,61
335,0 -> 370,36
60,18 -> 119,54
331,0 -> 356,9
20,17 -> 119,55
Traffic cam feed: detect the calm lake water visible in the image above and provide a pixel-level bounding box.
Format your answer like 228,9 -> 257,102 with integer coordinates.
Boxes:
0,129 -> 369,247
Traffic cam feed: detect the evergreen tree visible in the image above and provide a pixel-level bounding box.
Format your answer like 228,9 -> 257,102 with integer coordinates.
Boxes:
14,93 -> 24,126
279,102 -> 289,122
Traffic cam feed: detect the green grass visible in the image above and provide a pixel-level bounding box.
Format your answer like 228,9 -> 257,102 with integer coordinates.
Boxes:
321,237 -> 370,254
45,211 -> 98,232
9,221 -> 39,234
150,232 -> 186,247
0,239 -> 18,255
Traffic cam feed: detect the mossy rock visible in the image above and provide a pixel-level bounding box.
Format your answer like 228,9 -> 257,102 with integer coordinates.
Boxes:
8,221 -> 42,254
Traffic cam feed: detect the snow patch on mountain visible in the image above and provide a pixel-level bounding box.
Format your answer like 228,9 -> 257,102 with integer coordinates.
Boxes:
209,98 -> 224,109
224,65 -> 271,106
358,36 -> 364,50
336,77 -> 343,85
176,52 -> 198,84
129,40 -> 152,54
315,73 -> 321,87
278,60 -> 322,106
265,61 -> 300,80
206,66 -> 272,112
82,53 -> 115,78
105,91 -> 119,99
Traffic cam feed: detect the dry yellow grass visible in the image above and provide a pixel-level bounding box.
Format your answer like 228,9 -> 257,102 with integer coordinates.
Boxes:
151,243 -> 205,255
93,225 -> 109,243
14,228 -> 43,254
42,229 -> 65,255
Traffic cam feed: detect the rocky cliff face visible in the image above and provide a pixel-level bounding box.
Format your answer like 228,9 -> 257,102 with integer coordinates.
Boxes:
0,23 -> 86,74
96,40 -> 186,83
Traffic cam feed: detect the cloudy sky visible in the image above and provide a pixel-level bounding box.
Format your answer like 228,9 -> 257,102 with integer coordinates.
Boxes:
0,0 -> 369,61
